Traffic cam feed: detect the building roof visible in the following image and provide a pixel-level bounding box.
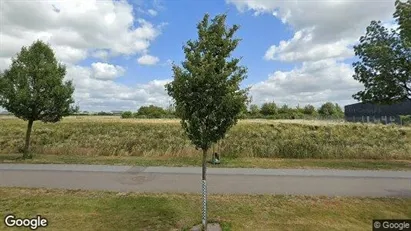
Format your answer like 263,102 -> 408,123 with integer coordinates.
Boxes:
344,100 -> 411,116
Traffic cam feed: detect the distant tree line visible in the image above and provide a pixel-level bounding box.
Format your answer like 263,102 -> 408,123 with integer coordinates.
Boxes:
120,102 -> 345,120
241,101 -> 344,120
121,105 -> 176,119
72,111 -> 123,116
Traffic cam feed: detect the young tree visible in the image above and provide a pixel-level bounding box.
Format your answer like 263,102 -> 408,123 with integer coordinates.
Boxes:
137,105 -> 166,118
0,40 -> 76,159
260,102 -> 278,116
278,104 -> 290,114
303,104 -> 316,115
352,1 -> 411,104
121,111 -> 133,118
165,14 -> 248,229
318,102 -> 337,116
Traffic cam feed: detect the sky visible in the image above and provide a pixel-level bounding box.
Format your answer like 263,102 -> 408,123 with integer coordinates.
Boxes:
0,0 -> 399,112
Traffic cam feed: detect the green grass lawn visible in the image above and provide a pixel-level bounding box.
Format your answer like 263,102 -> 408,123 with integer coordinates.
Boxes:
2,153 -> 411,170
0,188 -> 410,231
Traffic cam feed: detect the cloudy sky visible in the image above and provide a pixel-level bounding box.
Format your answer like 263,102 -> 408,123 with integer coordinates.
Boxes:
0,0 -> 398,112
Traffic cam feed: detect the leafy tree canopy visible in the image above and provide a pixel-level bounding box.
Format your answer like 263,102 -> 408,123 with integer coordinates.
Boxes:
260,102 -> 278,116
303,104 -> 316,115
166,13 -> 249,151
138,105 -> 166,118
352,1 -> 411,104
0,40 -> 76,122
319,102 -> 338,116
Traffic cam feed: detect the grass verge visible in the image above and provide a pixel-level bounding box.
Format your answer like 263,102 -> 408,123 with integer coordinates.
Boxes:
1,154 -> 411,170
0,187 -> 410,231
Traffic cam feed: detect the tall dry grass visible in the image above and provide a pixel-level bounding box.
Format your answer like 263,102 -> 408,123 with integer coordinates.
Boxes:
0,116 -> 410,159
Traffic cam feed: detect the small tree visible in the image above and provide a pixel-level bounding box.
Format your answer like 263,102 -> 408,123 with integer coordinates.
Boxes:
318,102 -> 336,116
0,40 -> 76,158
260,102 -> 278,116
165,14 -> 248,229
138,105 -> 166,118
303,104 -> 316,115
121,111 -> 133,118
278,104 -> 290,114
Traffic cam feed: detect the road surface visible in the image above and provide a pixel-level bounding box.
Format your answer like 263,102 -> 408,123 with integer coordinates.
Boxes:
1,164 -> 410,197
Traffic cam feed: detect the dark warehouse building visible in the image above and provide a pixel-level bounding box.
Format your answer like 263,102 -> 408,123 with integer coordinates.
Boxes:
344,100 -> 411,124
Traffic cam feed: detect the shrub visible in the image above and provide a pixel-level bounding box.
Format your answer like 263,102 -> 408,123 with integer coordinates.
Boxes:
401,115 -> 411,126
121,111 -> 133,119
137,105 -> 166,118
260,102 -> 278,115
303,105 -> 316,115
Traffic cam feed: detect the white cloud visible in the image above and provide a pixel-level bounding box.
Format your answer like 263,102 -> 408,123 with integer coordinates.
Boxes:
53,45 -> 88,64
66,64 -> 171,111
264,28 -> 354,62
137,54 -> 160,65
91,50 -> 109,61
0,0 -> 170,111
250,59 -> 363,107
226,0 -> 397,106
148,9 -> 158,16
227,0 -> 396,62
91,62 -> 125,80
0,0 -> 163,69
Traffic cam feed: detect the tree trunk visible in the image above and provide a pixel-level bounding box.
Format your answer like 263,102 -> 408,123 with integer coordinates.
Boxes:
201,148 -> 208,230
23,120 -> 34,159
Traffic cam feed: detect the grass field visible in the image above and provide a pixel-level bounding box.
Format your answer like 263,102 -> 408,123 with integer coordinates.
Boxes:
1,116 -> 410,160
1,188 -> 410,231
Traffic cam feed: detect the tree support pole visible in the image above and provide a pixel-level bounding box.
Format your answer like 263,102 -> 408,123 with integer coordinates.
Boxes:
202,148 -> 207,230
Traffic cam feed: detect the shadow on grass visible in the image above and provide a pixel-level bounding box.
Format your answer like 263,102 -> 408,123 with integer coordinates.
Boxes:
96,196 -> 183,230
92,195 -> 231,231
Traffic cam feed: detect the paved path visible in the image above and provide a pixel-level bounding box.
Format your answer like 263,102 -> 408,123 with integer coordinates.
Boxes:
1,164 -> 410,197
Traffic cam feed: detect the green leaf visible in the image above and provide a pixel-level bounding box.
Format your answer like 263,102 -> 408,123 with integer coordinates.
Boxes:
352,18 -> 411,104
0,40 -> 76,122
165,14 -> 249,151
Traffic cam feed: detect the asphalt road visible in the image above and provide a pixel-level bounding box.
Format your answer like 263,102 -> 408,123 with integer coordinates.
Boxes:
1,164 -> 411,197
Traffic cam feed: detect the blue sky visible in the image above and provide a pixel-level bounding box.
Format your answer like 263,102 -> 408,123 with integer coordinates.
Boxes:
0,0 -> 397,111
80,0 -> 296,87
